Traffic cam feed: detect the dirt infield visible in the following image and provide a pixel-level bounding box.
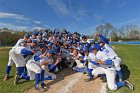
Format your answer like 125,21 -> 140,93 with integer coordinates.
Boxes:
25,68 -> 105,93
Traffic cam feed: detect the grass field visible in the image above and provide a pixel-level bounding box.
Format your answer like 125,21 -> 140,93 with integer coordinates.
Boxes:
0,45 -> 140,93
0,48 -> 34,93
108,44 -> 140,93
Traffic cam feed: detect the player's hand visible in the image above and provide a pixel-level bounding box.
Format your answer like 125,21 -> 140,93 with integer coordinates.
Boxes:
94,59 -> 103,64
40,62 -> 45,67
42,52 -> 46,57
32,50 -> 36,53
95,33 -> 99,37
39,54 -> 45,58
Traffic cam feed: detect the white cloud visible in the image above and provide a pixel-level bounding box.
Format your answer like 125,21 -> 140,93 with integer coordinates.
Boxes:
0,22 -> 30,30
116,0 -> 131,8
102,0 -> 130,8
0,12 -> 46,29
44,0 -> 104,22
33,21 -> 41,24
0,22 -> 47,31
0,12 -> 30,20
32,26 -> 45,30
46,0 -> 69,16
44,0 -> 88,20
119,18 -> 140,26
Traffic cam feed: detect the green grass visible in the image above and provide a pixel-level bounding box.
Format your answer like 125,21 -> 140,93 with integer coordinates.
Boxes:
0,45 -> 140,93
107,44 -> 140,93
0,48 -> 33,93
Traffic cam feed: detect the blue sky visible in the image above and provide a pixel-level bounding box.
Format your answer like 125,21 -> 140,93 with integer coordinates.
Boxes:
0,0 -> 140,35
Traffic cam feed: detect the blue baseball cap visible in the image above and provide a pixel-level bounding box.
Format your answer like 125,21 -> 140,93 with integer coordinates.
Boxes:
31,39 -> 37,43
48,42 -> 53,46
84,43 -> 90,47
91,45 -> 100,50
24,34 -> 30,38
82,47 -> 88,52
32,32 -> 38,36
79,56 -> 84,58
47,49 -> 53,54
53,34 -> 57,36
38,32 -> 43,35
98,41 -> 105,44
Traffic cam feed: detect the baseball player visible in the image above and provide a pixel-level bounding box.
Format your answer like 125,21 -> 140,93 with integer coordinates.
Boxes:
85,45 -> 133,90
26,46 -> 46,90
3,34 -> 30,81
95,33 -> 123,82
39,49 -> 60,89
10,41 -> 34,84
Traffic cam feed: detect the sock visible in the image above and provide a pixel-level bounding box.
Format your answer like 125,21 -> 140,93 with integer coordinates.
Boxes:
117,70 -> 123,81
74,67 -> 85,73
35,73 -> 40,86
44,76 -> 52,80
41,70 -> 45,83
85,66 -> 89,74
21,73 -> 30,80
6,66 -> 12,75
21,66 -> 27,73
116,82 -> 125,89
88,69 -> 93,79
16,67 -> 22,76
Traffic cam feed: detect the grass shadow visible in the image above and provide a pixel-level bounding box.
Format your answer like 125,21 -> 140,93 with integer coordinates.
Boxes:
115,64 -> 130,81
121,64 -> 130,80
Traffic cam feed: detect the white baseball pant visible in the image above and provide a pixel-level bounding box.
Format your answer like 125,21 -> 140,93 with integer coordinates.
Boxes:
92,67 -> 118,90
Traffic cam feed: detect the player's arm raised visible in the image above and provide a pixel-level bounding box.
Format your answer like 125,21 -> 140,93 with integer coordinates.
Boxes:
95,33 -> 109,44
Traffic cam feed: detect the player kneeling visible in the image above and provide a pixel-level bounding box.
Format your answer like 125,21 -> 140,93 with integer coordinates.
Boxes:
85,45 -> 134,91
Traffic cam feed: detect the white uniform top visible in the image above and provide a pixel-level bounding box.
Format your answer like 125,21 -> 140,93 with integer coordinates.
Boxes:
84,55 -> 89,61
12,39 -> 24,51
102,44 -> 118,59
26,43 -> 32,51
61,48 -> 70,58
14,46 -> 28,55
14,39 -> 24,47
40,57 -> 54,65
88,52 -> 96,61
96,51 -> 113,68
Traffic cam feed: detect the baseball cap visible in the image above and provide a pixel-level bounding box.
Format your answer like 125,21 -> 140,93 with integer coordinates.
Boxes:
98,41 -> 105,44
90,45 -> 100,50
48,42 -> 53,46
24,34 -> 30,38
31,39 -> 37,43
32,32 -> 38,36
47,49 -> 53,54
82,47 -> 88,52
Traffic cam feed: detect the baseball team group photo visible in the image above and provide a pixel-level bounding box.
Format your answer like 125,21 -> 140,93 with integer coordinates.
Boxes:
0,0 -> 140,93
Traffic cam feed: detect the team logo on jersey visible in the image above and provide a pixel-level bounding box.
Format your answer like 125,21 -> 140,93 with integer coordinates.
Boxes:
105,49 -> 109,53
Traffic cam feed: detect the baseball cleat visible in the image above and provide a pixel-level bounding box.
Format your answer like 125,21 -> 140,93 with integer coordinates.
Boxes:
124,80 -> 134,90
14,74 -> 20,84
3,74 -> 9,81
34,84 -> 39,90
84,78 -> 93,82
41,82 -> 48,89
